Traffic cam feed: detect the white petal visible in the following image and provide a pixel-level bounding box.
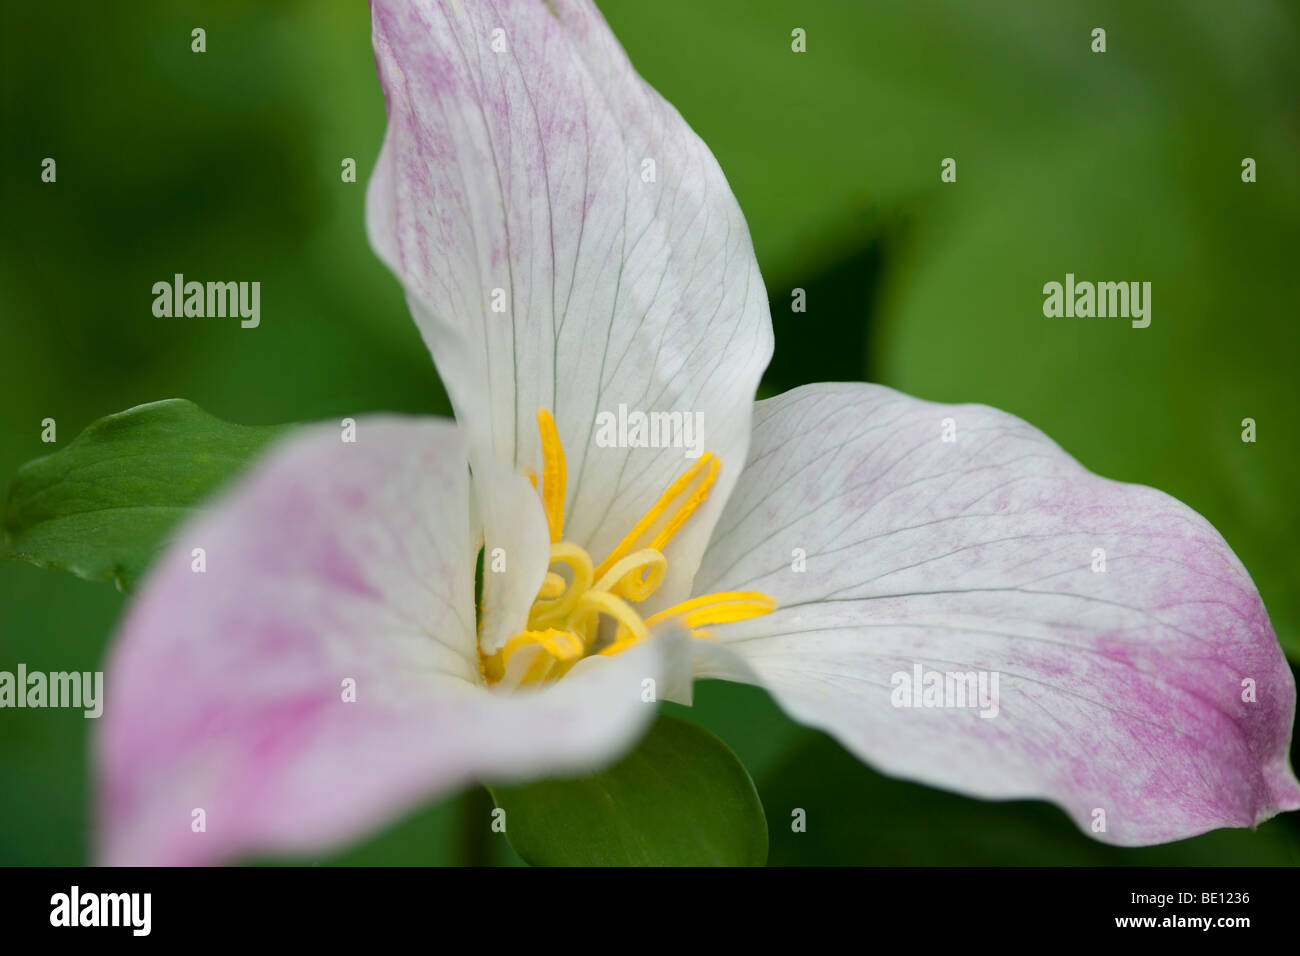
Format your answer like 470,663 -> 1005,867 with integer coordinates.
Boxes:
366,0 -> 772,608
99,417 -> 660,865
470,450 -> 552,654
695,383 -> 1300,845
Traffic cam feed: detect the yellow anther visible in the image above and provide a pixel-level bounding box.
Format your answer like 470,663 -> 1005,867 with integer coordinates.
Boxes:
605,591 -> 775,649
576,589 -> 650,644
518,650 -> 553,685
500,627 -> 584,660
483,627 -> 585,685
648,455 -> 720,552
592,452 -> 719,582
526,541 -> 593,628
643,590 -> 778,627
643,590 -> 777,639
480,410 -> 776,690
536,571 -> 567,599
537,408 -> 566,543
592,548 -> 667,602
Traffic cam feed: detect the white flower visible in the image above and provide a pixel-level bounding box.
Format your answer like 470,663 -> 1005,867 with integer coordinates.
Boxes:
98,0 -> 1299,865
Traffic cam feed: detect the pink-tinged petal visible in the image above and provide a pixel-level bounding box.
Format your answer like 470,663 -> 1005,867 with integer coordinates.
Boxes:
365,0 -> 772,611
98,418 -> 658,865
695,383 -> 1300,845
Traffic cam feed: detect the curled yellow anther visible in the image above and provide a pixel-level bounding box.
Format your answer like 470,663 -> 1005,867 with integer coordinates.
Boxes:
484,627 -> 585,685
576,590 -> 650,644
527,542 -> 593,628
537,571 -> 567,599
592,548 -> 667,602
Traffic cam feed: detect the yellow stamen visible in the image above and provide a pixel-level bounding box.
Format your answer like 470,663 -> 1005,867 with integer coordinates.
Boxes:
592,548 -> 667,602
591,452 -> 719,582
519,647 -> 556,685
536,571 -> 567,599
484,627 -> 585,684
576,589 -> 650,644
526,542 -> 593,628
501,627 -> 585,661
537,408 -> 566,543
479,410 -> 776,690
643,590 -> 777,639
604,591 -> 776,652
642,590 -> 777,627
649,455 -> 720,552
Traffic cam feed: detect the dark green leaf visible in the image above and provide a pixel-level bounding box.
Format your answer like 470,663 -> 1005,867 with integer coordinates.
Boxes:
3,399 -> 288,592
763,731 -> 1300,865
488,714 -> 768,866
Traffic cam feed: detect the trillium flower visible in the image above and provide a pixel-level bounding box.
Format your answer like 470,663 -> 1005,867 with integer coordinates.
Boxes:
99,0 -> 1299,865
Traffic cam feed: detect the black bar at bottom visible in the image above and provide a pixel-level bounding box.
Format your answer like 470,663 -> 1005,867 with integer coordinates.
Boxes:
0,866 -> 1286,942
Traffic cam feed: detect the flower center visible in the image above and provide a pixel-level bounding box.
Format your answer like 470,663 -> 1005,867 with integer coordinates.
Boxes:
479,408 -> 776,689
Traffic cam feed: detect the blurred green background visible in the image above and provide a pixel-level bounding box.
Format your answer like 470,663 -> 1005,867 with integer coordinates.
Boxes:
2,0 -> 1298,865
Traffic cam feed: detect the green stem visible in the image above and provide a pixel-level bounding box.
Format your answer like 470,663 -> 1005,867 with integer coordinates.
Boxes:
455,785 -> 497,867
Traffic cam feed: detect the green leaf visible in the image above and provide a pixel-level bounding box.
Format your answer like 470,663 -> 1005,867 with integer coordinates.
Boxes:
3,399 -> 288,593
487,714 -> 768,866
872,130 -> 1300,661
762,731 -> 1300,866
